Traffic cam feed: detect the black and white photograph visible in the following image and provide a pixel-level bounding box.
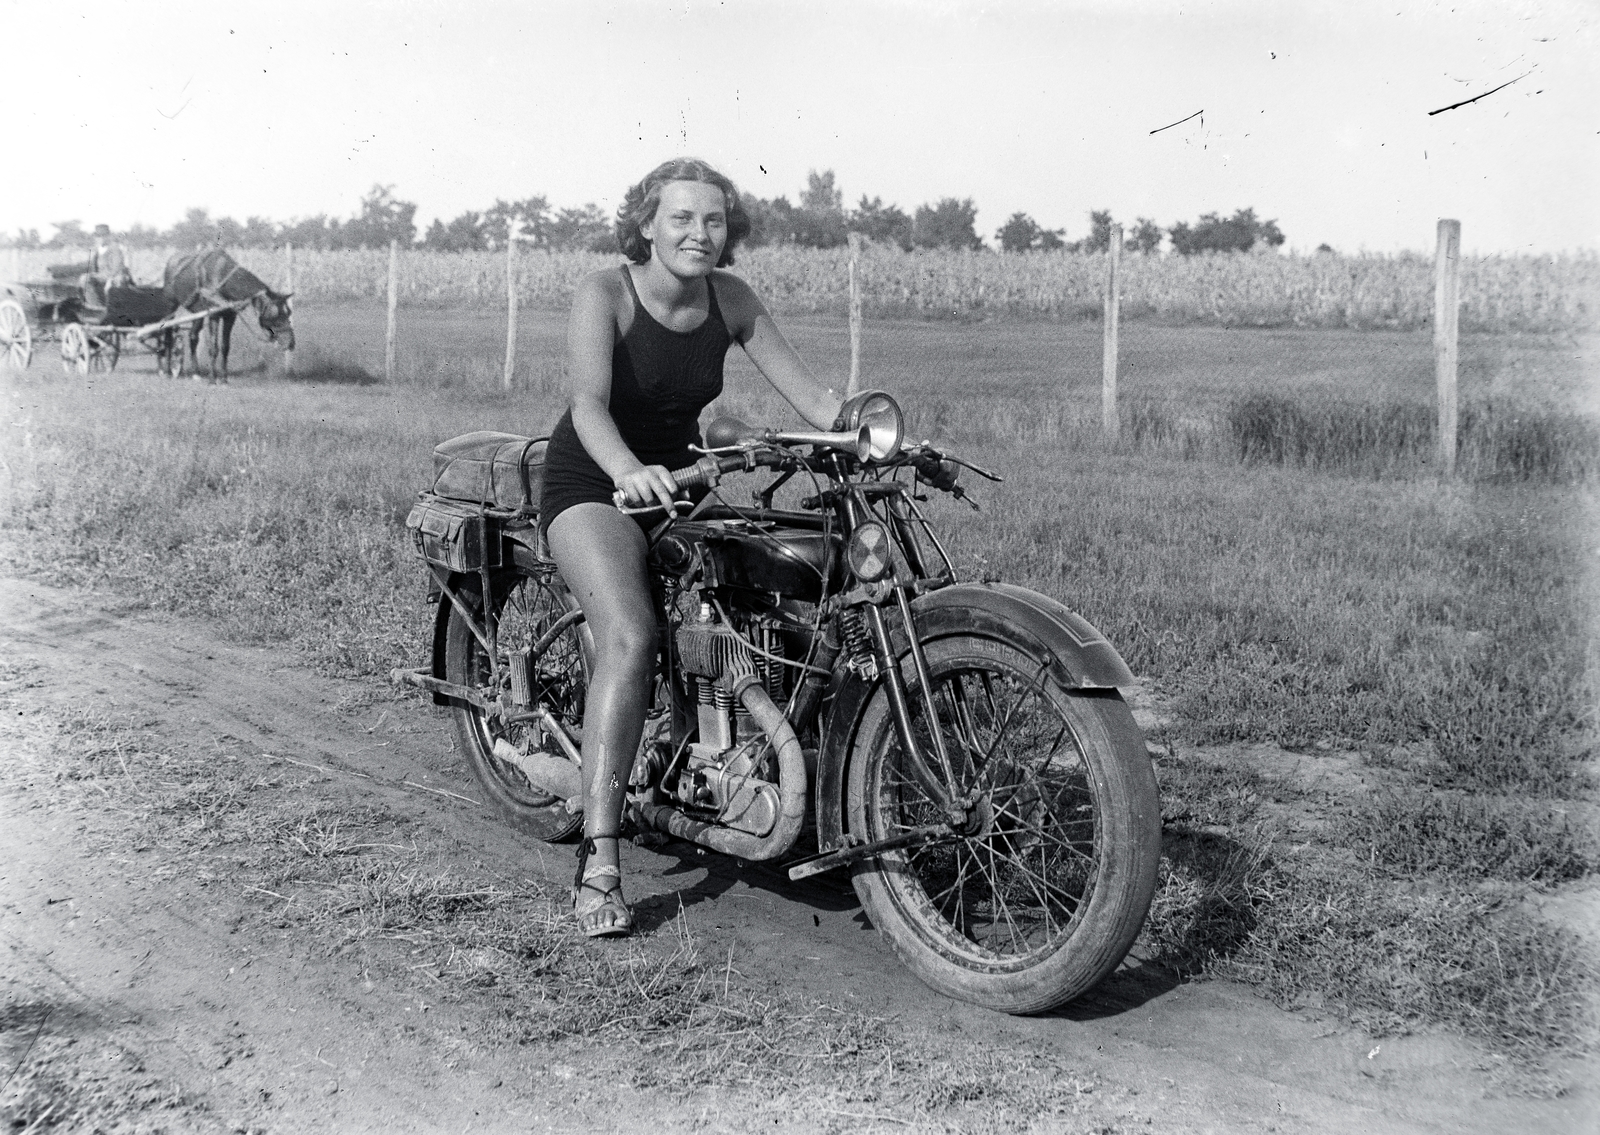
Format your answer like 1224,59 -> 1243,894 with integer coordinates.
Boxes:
1,1 -> 1595,1131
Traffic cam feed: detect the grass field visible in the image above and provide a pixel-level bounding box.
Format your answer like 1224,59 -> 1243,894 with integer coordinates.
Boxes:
3,304 -> 1596,1072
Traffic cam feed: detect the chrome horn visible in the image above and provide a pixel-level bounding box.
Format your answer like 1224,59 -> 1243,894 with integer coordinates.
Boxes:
704,417 -> 873,461
767,426 -> 873,461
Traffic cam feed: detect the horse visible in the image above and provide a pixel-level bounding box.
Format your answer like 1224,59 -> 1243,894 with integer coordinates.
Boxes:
162,249 -> 294,383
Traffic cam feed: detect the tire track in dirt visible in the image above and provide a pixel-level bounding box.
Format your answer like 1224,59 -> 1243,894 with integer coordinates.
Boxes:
1,576 -> 1593,1133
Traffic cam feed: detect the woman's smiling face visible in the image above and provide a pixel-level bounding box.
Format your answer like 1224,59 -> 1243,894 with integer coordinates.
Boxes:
641,180 -> 728,277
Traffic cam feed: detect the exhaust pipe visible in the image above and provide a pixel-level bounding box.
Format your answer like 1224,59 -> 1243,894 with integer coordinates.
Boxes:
493,739 -> 583,801
637,674 -> 807,861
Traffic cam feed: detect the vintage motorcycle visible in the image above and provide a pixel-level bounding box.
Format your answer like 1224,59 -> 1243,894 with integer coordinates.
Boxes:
393,391 -> 1160,1013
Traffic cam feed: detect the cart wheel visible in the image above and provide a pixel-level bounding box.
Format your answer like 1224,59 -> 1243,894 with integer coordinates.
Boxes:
0,299 -> 31,371
60,323 -> 90,375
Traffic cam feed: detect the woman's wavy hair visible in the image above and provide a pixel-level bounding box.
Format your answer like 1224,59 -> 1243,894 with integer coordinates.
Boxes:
616,158 -> 752,267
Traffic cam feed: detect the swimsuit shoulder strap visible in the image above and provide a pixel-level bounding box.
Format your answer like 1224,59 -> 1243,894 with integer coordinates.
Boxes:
619,263 -> 642,308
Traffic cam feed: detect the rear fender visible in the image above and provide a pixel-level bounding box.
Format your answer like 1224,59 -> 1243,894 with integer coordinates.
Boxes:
425,540 -> 566,707
813,582 -> 1133,853
427,571 -> 478,706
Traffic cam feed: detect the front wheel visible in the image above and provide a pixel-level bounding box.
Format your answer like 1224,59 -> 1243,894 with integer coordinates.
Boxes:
60,322 -> 90,375
443,563 -> 590,843
846,632 -> 1160,1014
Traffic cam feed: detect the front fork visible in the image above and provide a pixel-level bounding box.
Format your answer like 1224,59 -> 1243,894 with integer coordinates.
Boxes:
861,587 -> 969,827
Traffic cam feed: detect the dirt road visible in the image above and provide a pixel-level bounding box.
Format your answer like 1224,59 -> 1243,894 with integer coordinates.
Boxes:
1,576 -> 1592,1133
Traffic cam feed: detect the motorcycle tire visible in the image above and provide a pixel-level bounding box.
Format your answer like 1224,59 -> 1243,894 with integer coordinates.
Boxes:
443,563 -> 590,844
846,631 -> 1160,1014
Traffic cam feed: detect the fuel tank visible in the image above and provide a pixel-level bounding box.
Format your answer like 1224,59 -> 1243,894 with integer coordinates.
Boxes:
657,519 -> 845,602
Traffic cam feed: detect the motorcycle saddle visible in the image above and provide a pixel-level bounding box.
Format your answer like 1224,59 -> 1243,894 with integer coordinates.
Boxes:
429,432 -> 548,513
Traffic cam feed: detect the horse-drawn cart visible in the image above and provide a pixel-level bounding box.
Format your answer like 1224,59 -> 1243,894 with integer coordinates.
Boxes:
0,276 -> 249,375
2,250 -> 293,381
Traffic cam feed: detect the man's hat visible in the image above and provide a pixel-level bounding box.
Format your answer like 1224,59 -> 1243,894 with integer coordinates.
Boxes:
93,224 -> 111,236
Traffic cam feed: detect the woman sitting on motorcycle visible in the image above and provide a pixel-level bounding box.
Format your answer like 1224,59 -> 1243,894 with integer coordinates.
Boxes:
540,157 -> 844,938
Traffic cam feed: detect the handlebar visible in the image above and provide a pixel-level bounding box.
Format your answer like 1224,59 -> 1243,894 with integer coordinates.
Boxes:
611,440 -> 1001,515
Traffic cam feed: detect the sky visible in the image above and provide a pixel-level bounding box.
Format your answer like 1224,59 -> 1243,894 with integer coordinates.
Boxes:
4,0 -> 1596,254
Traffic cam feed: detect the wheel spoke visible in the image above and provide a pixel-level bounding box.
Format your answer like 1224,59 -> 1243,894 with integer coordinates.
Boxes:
988,793 -> 1098,868
984,835 -> 1091,916
966,842 -> 1025,955
975,677 -> 1042,777
921,840 -> 978,911
945,832 -> 1064,943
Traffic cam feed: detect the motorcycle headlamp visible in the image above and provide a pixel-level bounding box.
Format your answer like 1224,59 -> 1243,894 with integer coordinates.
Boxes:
834,390 -> 903,462
846,521 -> 894,582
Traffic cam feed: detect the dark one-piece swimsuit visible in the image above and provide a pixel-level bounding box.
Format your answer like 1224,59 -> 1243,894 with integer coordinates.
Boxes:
540,265 -> 731,533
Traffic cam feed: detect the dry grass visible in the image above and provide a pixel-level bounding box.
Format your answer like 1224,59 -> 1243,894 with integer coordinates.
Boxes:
1339,789 -> 1598,884
1145,752 -> 1599,1069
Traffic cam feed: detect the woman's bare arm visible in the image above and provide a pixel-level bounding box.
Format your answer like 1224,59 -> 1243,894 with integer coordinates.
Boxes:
715,272 -> 843,430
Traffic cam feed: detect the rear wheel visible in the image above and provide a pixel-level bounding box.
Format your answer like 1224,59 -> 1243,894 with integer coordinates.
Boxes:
443,564 -> 590,843
846,632 -> 1160,1014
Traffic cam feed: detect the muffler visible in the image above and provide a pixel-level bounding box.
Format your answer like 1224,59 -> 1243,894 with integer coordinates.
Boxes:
493,740 -> 583,801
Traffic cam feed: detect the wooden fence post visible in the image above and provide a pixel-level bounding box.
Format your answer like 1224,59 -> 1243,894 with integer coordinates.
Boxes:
847,232 -> 863,396
1433,219 -> 1460,476
1102,225 -> 1123,441
504,217 -> 519,391
385,239 -> 398,384
283,242 -> 295,375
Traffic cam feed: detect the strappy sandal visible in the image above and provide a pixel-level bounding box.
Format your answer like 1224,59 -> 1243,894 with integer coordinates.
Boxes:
572,837 -> 633,939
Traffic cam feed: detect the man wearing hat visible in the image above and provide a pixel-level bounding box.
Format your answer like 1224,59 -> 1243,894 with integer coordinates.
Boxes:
81,224 -> 132,311
92,225 -> 132,287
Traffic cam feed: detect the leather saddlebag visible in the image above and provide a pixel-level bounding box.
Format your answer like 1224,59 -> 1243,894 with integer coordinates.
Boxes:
405,496 -> 501,573
429,432 -> 547,513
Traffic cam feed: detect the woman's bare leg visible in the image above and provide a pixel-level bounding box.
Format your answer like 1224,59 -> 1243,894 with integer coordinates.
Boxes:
545,502 -> 655,933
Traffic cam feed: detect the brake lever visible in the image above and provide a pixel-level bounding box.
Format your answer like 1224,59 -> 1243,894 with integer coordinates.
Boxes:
613,493 -> 695,517
941,454 -> 1003,482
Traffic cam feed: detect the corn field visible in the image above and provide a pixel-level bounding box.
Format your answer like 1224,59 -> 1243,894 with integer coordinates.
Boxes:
8,244 -> 1596,332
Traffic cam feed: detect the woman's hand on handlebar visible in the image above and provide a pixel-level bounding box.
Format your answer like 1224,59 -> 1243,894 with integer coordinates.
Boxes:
614,465 -> 681,512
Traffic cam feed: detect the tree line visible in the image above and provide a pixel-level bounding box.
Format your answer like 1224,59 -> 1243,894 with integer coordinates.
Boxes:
5,171 -> 1287,256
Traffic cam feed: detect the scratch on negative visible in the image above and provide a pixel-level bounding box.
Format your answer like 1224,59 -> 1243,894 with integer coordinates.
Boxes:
1151,109 -> 1203,135
1428,72 -> 1531,116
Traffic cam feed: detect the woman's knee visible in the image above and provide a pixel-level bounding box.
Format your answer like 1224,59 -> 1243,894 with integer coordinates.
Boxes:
593,613 -> 657,675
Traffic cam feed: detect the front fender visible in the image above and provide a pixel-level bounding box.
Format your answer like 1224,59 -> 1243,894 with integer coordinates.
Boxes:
813,582 -> 1134,854
916,582 -> 1134,690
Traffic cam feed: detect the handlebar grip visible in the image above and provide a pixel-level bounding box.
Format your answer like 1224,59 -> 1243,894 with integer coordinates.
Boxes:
910,452 -> 962,492
612,454 -> 745,513
668,454 -> 728,490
